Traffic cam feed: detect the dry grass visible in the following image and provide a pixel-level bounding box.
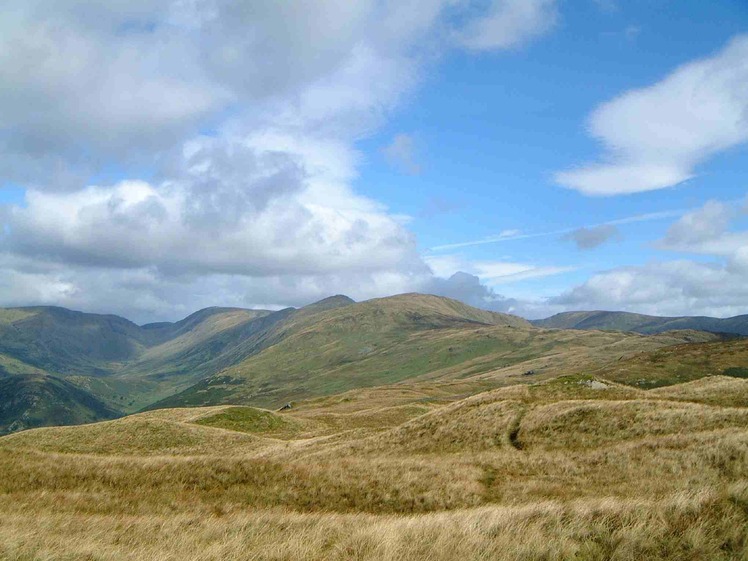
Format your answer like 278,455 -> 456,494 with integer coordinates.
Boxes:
1,373 -> 748,559
1,489 -> 746,560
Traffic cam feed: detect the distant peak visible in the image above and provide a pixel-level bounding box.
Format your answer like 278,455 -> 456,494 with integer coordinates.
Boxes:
302,295 -> 355,312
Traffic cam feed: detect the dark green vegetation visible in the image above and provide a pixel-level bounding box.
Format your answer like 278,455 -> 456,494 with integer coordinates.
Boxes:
194,406 -> 301,438
0,374 -> 119,435
0,292 -> 743,435
533,309 -> 748,335
0,304 -> 284,432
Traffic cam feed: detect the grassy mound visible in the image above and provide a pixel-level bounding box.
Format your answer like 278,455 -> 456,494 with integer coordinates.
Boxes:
519,399 -> 748,450
193,406 -> 302,439
1,415 -> 264,456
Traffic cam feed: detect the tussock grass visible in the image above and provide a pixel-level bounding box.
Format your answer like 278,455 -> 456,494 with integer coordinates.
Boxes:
1,415 -> 265,456
2,371 -> 748,559
520,399 -> 748,450
1,489 -> 746,560
649,375 -> 748,407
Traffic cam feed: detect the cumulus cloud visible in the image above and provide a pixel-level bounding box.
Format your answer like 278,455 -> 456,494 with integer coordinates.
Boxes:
0,0 -> 559,319
2,127 -> 426,280
552,259 -> 748,318
659,200 -> 734,248
0,0 -> 560,187
426,271 -> 564,318
563,224 -> 620,249
551,198 -> 748,318
555,35 -> 748,196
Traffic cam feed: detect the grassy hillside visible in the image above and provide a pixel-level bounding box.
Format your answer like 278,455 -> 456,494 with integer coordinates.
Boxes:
0,305 -> 286,430
593,336 -> 748,389
0,296 -> 363,431
0,294 -> 735,434
1,371 -> 747,559
150,294 -> 716,410
533,309 -> 748,335
0,373 -> 120,435
0,306 -> 148,375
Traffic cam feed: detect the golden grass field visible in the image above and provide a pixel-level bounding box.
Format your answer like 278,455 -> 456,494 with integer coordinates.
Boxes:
1,367 -> 748,560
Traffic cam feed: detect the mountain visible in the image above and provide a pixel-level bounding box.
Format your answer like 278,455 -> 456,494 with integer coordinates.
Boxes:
0,306 -> 287,378
148,293 -> 713,410
0,305 -> 281,429
0,306 -> 148,376
0,296 -> 361,430
0,293 -> 729,434
0,373 -> 120,435
532,310 -> 748,335
3,296 -> 747,558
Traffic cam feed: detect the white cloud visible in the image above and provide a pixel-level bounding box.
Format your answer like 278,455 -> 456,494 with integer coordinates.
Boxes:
660,200 -> 734,248
452,0 -> 558,51
3,143 -> 422,278
0,0 -> 559,320
552,198 -> 748,318
555,35 -> 748,196
0,253 -> 432,323
552,259 -> 748,318
0,0 -> 559,188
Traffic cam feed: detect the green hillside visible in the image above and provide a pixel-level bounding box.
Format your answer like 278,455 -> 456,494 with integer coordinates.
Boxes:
0,294 -> 737,434
594,336 -> 748,389
533,310 -> 748,335
0,306 -> 147,375
0,305 -> 282,429
149,294 -> 714,410
0,374 -> 120,435
0,296 -> 359,430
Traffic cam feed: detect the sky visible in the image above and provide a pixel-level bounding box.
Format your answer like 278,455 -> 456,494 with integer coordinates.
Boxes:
0,0 -> 747,323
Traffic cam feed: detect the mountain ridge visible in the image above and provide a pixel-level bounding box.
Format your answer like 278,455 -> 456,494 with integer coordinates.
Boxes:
0,294 -> 739,434
532,310 -> 748,335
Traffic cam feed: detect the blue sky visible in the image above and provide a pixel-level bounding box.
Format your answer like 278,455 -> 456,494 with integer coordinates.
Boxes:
358,0 -> 748,305
0,1 -> 747,322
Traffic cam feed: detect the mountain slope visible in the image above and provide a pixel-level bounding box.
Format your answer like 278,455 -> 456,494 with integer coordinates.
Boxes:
0,374 -> 120,435
593,336 -> 748,390
0,305 -> 288,428
0,294 -> 731,434
532,310 -> 748,335
0,306 -> 149,376
149,294 -> 709,410
0,297 -> 359,428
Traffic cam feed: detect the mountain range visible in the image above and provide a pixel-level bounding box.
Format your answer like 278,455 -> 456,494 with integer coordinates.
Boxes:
0,294 -> 743,434
532,310 -> 748,335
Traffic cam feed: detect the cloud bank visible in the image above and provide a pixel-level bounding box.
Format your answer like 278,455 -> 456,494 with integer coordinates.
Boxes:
0,0 -> 558,322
